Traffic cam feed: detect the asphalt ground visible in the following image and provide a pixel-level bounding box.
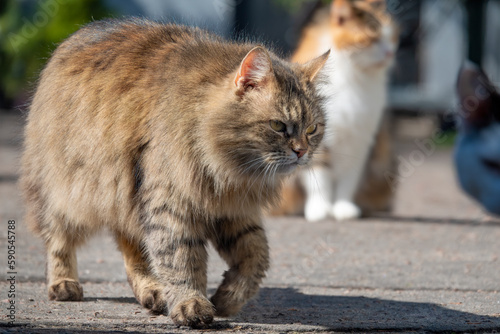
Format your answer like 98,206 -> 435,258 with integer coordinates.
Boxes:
0,112 -> 499,333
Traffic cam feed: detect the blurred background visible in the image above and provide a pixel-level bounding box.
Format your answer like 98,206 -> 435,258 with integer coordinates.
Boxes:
0,0 -> 499,219
1,0 -> 499,115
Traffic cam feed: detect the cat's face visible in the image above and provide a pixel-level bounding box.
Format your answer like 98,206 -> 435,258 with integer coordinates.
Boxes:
207,47 -> 328,182
330,0 -> 398,69
455,63 -> 500,215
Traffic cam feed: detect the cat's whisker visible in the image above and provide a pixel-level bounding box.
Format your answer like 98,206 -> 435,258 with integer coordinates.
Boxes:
312,150 -> 371,162
308,167 -> 326,198
270,163 -> 280,194
258,163 -> 273,204
261,163 -> 274,205
238,156 -> 266,170
240,159 -> 267,177
241,157 -> 271,205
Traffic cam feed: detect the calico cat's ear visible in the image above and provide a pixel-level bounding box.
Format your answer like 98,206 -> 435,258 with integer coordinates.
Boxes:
457,61 -> 500,128
234,46 -> 273,92
302,49 -> 330,82
331,0 -> 354,26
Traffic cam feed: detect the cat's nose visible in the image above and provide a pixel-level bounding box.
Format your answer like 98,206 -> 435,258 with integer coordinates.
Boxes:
292,148 -> 307,159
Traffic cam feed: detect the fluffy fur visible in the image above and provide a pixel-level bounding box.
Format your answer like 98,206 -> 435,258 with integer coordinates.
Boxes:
20,19 -> 328,328
274,0 -> 398,221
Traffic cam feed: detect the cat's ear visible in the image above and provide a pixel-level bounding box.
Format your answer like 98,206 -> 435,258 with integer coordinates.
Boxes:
457,61 -> 500,128
234,46 -> 273,92
302,49 -> 330,82
331,0 -> 353,26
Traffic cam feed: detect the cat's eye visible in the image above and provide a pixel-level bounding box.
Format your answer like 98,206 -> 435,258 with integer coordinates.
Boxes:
306,124 -> 317,135
270,120 -> 286,132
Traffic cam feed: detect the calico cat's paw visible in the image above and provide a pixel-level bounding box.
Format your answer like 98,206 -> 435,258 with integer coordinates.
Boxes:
48,279 -> 84,301
331,200 -> 361,221
304,197 -> 331,222
170,297 -> 215,328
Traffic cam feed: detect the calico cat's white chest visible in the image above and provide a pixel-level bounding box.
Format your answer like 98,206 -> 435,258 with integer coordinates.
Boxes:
320,58 -> 388,143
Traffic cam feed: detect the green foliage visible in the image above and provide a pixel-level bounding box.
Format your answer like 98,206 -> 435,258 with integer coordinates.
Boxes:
436,130 -> 457,147
0,0 -> 111,102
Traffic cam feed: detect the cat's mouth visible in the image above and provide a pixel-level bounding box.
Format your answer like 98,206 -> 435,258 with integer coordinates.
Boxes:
483,158 -> 500,174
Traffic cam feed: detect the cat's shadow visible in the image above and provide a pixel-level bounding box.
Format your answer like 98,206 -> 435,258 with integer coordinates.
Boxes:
233,287 -> 498,332
86,287 -> 499,332
84,296 -> 137,304
368,214 -> 500,226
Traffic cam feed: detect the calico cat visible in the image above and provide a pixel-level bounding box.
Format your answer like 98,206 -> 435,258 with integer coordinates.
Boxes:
20,19 -> 328,328
278,0 -> 398,222
455,62 -> 500,215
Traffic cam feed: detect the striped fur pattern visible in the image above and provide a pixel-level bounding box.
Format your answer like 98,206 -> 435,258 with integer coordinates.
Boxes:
20,19 -> 328,328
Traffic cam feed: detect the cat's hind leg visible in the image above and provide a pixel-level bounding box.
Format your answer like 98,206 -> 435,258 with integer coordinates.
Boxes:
115,233 -> 168,314
22,178 -> 84,301
209,218 -> 269,317
42,216 -> 85,301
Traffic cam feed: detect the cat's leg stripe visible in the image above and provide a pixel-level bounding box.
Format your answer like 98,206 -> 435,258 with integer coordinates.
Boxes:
149,202 -> 194,222
217,225 -> 263,253
151,238 -> 206,258
182,238 -> 205,247
156,258 -> 206,274
143,221 -> 170,232
151,203 -> 177,216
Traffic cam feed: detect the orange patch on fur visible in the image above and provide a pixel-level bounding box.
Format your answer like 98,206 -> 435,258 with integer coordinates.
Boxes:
330,0 -> 383,50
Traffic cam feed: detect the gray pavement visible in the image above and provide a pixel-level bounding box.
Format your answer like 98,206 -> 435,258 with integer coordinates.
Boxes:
0,112 -> 499,333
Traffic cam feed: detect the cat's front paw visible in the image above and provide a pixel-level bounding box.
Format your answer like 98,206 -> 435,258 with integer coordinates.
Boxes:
139,287 -> 168,315
331,200 -> 361,221
210,270 -> 261,317
210,286 -> 248,317
48,279 -> 83,301
170,297 -> 215,328
304,197 -> 331,222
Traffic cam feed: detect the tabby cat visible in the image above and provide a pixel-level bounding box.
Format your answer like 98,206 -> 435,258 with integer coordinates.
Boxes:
20,19 -> 328,328
276,0 -> 398,221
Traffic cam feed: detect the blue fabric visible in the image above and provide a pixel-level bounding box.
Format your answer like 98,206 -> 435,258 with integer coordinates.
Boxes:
454,124 -> 500,215
454,62 -> 500,216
